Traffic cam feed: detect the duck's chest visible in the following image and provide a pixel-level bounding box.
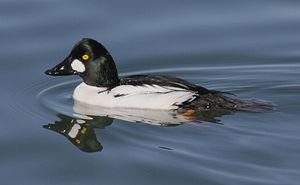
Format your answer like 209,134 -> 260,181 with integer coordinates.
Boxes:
73,83 -> 198,110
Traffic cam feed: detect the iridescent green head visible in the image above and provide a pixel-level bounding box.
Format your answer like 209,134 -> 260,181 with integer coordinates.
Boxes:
46,38 -> 119,87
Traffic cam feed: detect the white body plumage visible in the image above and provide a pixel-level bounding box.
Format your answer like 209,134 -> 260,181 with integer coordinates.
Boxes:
73,82 -> 197,110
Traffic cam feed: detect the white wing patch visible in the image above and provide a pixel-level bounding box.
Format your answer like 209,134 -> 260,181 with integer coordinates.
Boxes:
71,59 -> 85,73
73,83 -> 197,110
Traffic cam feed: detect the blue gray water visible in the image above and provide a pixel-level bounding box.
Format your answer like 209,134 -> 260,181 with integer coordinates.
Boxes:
1,0 -> 300,185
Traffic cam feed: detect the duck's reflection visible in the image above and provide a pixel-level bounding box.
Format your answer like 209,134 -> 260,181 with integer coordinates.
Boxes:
44,114 -> 113,152
44,101 -> 233,153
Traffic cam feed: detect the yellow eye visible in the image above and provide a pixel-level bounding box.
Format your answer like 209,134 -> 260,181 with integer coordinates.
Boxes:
75,139 -> 81,144
82,54 -> 89,61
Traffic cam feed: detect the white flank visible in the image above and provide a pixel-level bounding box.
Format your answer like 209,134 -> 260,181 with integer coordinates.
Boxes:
71,59 -> 85,73
73,82 -> 197,110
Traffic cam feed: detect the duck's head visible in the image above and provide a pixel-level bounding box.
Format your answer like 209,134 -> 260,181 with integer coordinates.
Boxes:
45,38 -> 119,87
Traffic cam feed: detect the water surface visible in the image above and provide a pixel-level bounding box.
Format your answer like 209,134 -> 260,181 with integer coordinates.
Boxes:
1,1 -> 300,185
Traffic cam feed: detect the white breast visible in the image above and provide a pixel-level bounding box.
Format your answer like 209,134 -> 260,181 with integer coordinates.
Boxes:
73,82 -> 197,110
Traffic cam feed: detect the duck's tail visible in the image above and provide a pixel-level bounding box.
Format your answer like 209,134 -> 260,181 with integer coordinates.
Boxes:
193,93 -> 275,112
224,96 -> 274,112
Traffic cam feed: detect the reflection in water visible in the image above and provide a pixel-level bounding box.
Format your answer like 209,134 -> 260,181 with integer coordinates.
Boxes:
44,114 -> 113,152
44,100 -> 233,153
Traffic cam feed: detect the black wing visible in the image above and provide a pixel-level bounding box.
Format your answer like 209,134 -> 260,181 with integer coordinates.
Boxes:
119,75 -> 213,94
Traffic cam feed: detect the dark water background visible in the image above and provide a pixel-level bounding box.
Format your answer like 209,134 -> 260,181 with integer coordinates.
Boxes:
1,0 -> 300,184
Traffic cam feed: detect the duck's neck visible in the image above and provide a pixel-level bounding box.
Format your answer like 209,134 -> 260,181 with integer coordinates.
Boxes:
81,56 -> 119,87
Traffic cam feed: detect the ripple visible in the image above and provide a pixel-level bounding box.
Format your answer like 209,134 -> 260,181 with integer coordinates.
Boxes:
3,62 -> 299,185
8,76 -> 79,121
120,63 -> 300,75
36,79 -> 79,117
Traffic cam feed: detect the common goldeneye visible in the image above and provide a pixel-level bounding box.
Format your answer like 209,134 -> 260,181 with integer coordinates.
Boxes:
45,38 -> 273,111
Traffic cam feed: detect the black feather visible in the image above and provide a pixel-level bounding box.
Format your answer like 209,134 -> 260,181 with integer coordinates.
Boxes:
120,75 -> 212,94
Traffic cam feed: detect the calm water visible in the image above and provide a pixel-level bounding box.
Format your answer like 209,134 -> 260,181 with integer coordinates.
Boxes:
1,0 -> 300,184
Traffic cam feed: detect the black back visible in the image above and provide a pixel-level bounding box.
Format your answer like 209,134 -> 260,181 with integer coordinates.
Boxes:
120,75 -> 213,94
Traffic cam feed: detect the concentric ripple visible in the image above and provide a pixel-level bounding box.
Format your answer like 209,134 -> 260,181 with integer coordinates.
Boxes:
36,79 -> 78,116
4,61 -> 300,185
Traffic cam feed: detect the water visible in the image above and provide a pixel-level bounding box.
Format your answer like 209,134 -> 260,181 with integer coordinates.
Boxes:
1,0 -> 300,184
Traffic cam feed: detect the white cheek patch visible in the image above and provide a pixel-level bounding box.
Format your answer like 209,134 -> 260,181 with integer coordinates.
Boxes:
71,59 -> 85,73
68,123 -> 81,138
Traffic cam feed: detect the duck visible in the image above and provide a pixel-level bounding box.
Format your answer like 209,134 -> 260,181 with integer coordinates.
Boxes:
45,38 -> 273,112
